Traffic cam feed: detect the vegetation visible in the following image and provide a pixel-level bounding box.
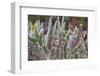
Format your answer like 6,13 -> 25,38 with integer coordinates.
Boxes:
28,15 -> 88,61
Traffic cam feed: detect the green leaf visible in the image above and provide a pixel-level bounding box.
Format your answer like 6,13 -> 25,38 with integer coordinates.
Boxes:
35,26 -> 40,39
28,36 -> 37,43
38,33 -> 43,46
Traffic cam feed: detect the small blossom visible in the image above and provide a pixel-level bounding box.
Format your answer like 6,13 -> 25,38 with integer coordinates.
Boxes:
60,38 -> 66,48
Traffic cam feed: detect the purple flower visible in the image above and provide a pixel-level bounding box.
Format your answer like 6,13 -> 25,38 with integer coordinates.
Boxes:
44,26 -> 48,35
45,19 -> 48,26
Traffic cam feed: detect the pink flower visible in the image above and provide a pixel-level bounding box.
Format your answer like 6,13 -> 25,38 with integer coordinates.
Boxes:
60,38 -> 66,48
50,35 -> 59,48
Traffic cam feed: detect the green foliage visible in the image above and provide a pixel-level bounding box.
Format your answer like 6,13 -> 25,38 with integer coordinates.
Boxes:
28,15 -> 88,60
28,36 -> 37,43
28,15 -> 49,24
